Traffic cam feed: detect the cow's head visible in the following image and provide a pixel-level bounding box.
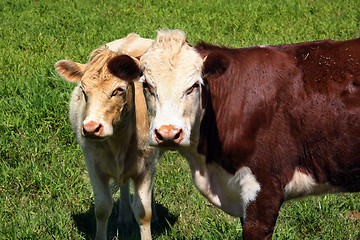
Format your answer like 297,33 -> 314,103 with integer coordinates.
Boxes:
107,30 -> 205,150
55,48 -> 140,139
140,30 -> 206,151
108,30 -> 231,151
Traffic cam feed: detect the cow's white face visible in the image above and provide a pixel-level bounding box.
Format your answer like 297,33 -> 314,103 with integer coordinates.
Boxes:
56,50 -> 135,139
139,30 -> 204,150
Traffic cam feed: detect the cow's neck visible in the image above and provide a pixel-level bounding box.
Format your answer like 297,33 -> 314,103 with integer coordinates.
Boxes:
110,114 -> 135,148
98,108 -> 135,185
177,85 -> 247,216
180,145 -> 245,217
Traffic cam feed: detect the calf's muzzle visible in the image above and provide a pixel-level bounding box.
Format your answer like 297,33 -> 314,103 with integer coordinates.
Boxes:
82,121 -> 104,138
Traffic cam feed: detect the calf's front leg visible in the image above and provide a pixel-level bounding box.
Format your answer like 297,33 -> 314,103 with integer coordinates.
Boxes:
118,180 -> 158,226
86,156 -> 113,240
118,180 -> 133,224
132,171 -> 156,240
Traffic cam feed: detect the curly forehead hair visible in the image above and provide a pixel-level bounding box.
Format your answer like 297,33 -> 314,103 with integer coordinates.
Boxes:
153,29 -> 187,53
82,47 -> 118,83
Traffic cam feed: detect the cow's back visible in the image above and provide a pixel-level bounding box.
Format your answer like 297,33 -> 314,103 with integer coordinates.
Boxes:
281,38 -> 360,95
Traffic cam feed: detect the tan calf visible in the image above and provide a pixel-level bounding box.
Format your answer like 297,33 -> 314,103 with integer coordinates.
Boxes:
55,34 -> 160,240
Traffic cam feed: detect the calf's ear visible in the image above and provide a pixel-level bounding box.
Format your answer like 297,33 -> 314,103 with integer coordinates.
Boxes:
203,51 -> 230,78
108,55 -> 141,82
55,60 -> 86,83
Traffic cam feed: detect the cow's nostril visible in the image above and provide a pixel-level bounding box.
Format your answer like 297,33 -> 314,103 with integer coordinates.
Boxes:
95,124 -> 103,133
174,129 -> 182,140
155,129 -> 163,141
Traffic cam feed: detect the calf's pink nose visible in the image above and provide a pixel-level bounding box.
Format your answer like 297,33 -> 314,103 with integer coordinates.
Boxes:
82,121 -> 104,137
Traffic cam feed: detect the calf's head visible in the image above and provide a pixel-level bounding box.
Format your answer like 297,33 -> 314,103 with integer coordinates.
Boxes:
55,48 -> 140,139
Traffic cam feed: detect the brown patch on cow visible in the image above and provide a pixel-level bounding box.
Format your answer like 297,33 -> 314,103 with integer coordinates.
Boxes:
108,55 -> 141,82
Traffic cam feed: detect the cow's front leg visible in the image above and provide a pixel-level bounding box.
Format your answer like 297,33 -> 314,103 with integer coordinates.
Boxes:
242,188 -> 284,240
118,180 -> 134,225
132,172 -> 155,240
86,159 -> 113,240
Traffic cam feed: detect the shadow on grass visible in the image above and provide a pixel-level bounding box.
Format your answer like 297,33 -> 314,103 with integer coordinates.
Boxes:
72,200 -> 178,240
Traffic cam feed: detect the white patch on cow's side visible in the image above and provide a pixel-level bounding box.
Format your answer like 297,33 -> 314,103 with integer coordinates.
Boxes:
236,167 -> 261,204
284,169 -> 343,200
228,167 -> 261,219
284,170 -> 315,198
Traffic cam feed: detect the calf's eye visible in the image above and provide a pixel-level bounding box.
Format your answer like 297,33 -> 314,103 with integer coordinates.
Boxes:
111,87 -> 125,97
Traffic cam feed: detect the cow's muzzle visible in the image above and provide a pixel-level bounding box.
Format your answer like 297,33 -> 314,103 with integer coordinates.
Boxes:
154,124 -> 184,149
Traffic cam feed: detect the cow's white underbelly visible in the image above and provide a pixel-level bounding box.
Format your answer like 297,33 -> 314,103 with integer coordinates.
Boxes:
284,169 -> 343,200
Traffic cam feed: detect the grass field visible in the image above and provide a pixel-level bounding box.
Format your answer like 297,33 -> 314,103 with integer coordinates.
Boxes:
1,0 -> 360,239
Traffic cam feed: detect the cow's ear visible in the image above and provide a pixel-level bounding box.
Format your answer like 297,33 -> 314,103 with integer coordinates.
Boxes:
108,55 -> 141,82
203,51 -> 229,78
55,60 -> 86,83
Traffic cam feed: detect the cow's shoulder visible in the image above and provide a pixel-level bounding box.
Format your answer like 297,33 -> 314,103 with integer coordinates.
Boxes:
198,44 -> 301,174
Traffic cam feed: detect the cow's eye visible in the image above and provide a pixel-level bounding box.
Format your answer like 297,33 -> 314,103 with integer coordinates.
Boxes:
111,87 -> 125,97
79,85 -> 88,102
186,82 -> 200,95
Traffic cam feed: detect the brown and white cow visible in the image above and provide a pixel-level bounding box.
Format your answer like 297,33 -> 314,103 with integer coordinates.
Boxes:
55,33 -> 160,240
110,29 -> 360,239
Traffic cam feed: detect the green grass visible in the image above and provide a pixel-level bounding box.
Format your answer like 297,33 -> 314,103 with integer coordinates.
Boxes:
1,0 -> 360,239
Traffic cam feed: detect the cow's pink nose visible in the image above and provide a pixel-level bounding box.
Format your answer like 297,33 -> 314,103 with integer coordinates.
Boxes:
82,121 -> 104,138
154,125 -> 184,145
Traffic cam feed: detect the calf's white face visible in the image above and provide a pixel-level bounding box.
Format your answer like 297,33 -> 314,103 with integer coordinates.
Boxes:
55,50 -> 134,139
139,30 -> 204,150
